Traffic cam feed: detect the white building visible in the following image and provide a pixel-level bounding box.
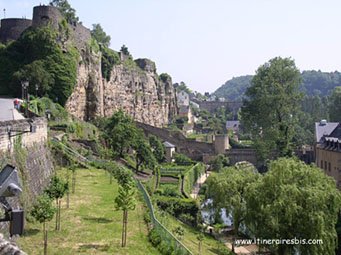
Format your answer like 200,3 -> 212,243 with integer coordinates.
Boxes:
176,90 -> 190,106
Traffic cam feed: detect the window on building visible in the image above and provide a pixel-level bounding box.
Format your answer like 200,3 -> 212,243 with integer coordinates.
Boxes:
321,160 -> 323,168
325,161 -> 327,170
328,162 -> 331,172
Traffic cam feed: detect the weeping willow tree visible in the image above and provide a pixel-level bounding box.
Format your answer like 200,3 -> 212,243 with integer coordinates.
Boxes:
245,158 -> 341,255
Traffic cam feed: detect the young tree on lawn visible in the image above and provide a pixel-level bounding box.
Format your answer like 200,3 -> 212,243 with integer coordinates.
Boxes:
241,57 -> 302,162
114,178 -> 136,247
245,158 -> 341,255
30,194 -> 56,255
45,176 -> 68,231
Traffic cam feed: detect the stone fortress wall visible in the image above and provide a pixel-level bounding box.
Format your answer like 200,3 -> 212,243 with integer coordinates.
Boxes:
0,5 -> 91,50
0,117 -> 47,153
0,18 -> 32,43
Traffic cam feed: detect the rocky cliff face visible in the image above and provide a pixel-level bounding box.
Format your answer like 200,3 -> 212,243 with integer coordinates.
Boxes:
66,51 -> 177,127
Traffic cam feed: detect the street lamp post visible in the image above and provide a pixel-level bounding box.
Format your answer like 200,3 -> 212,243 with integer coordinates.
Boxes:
21,81 -> 29,117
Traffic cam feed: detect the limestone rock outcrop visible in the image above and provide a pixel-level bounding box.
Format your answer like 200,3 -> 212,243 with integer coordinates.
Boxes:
66,53 -> 178,127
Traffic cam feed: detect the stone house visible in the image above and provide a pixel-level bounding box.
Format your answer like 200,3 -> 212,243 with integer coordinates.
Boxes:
315,120 -> 341,188
178,105 -> 193,124
176,90 -> 189,106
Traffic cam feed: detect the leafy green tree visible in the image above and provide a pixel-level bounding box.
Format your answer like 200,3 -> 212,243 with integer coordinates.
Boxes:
30,194 -> 56,255
134,137 -> 157,172
174,153 -> 193,165
120,45 -> 130,56
0,26 -> 78,105
50,0 -> 79,24
13,60 -> 54,97
175,81 -> 192,93
329,86 -> 341,122
245,158 -> 341,255
114,178 -> 136,247
206,166 -> 259,252
91,23 -> 111,47
102,110 -> 138,157
149,135 -> 165,163
45,176 -> 68,231
210,154 -> 229,172
241,57 -> 302,162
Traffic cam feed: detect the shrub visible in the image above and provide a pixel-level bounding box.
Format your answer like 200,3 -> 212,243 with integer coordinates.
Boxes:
148,228 -> 161,246
174,153 -> 193,166
155,196 -> 199,226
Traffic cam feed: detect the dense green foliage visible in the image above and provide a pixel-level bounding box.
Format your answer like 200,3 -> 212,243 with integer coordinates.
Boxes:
45,176 -> 68,201
149,135 -> 165,163
0,26 -> 78,105
91,23 -> 111,48
329,86 -> 341,122
101,110 -> 139,157
174,81 -> 192,94
245,158 -> 341,255
101,46 -> 120,81
30,194 -> 56,224
206,166 -> 259,236
183,163 -> 205,196
209,154 -> 229,172
174,153 -> 193,165
213,75 -> 253,101
134,136 -> 157,172
241,57 -> 302,162
155,196 -> 199,226
50,0 -> 79,24
159,73 -> 172,83
214,71 -> 341,101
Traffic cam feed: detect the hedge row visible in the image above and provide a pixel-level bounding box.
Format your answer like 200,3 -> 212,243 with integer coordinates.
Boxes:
183,163 -> 205,196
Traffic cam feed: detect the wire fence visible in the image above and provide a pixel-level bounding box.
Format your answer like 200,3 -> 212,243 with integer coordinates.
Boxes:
136,180 -> 193,255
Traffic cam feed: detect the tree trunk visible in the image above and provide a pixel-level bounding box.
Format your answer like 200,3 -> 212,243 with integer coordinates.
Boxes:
124,210 -> 128,247
43,222 -> 47,255
121,210 -> 126,247
55,199 -> 58,230
67,169 -> 70,209
67,189 -> 70,209
58,199 -> 61,231
72,171 -> 76,194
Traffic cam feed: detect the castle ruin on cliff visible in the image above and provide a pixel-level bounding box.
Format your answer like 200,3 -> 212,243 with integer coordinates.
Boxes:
0,5 -> 90,50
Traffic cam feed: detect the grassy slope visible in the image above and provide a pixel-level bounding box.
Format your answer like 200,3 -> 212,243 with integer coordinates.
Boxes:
18,168 -> 160,255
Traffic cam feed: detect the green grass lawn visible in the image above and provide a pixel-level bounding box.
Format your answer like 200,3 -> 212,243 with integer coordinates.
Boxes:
156,210 -> 230,255
18,168 -> 160,255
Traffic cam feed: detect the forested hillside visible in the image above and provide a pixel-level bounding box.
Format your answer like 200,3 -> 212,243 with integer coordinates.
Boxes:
214,70 -> 341,101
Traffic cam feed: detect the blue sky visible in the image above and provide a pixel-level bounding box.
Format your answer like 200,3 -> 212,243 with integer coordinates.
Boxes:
1,0 -> 341,93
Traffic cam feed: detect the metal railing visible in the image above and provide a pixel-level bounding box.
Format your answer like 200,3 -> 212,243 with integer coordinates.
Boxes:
136,180 -> 193,255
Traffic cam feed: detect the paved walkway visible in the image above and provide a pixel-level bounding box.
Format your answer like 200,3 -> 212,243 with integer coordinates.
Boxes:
0,98 -> 25,121
190,170 -> 211,199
